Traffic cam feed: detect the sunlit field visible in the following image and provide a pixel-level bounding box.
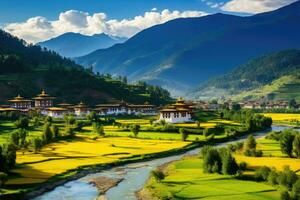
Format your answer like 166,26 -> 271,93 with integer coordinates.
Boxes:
7,136 -> 189,185
144,157 -> 279,200
235,137 -> 300,174
262,113 -> 300,122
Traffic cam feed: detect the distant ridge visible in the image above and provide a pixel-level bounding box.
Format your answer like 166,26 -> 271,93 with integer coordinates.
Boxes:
38,32 -> 126,58
75,0 -> 300,95
190,49 -> 300,101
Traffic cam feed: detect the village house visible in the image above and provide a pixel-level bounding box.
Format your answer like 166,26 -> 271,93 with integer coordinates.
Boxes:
74,101 -> 90,117
32,90 -> 55,115
159,97 -> 195,123
8,95 -> 32,110
46,107 -> 68,118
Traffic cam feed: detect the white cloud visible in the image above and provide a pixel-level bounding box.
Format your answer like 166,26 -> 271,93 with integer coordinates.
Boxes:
221,0 -> 297,14
4,9 -> 208,44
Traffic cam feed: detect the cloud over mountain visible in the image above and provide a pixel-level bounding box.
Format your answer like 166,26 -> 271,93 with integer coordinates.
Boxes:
221,0 -> 298,14
4,9 -> 208,43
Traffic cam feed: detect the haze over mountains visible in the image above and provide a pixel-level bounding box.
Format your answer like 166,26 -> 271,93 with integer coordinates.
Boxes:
75,0 -> 300,96
38,33 -> 126,58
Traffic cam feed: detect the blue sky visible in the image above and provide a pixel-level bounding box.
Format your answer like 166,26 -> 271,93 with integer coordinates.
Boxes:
0,0 -> 226,24
0,0 -> 296,43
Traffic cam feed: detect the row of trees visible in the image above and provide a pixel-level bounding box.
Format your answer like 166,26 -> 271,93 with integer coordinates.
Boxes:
267,129 -> 300,158
254,165 -> 300,200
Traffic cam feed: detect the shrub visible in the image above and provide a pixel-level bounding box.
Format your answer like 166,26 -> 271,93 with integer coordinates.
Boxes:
93,123 -> 105,136
45,116 -> 53,124
255,166 -> 271,181
65,126 -> 75,137
221,151 -> 238,175
244,135 -> 256,151
151,170 -> 165,182
266,131 -> 281,141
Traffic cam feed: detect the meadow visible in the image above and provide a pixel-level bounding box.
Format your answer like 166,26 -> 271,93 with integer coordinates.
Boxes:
143,157 -> 280,200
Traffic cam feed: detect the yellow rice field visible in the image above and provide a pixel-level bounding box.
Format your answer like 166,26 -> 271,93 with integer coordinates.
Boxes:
8,136 -> 189,185
262,113 -> 300,121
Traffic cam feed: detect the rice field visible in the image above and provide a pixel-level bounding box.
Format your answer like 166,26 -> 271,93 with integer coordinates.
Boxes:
144,157 -> 279,200
7,136 -> 189,185
262,113 -> 300,122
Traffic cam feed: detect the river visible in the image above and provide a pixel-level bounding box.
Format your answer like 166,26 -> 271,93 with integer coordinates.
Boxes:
34,126 -> 298,200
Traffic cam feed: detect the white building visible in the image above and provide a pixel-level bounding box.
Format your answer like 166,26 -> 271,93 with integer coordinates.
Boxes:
74,102 -> 90,117
46,107 -> 68,118
159,97 -> 195,123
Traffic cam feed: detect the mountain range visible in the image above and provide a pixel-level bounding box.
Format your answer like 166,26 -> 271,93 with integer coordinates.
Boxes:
190,49 -> 300,101
75,0 -> 300,96
38,33 -> 126,58
0,30 -> 171,105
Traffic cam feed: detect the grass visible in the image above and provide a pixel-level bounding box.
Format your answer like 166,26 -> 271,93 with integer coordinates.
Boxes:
7,136 -> 190,186
144,157 -> 279,200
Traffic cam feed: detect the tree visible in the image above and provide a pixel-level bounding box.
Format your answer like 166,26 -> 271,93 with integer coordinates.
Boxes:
18,129 -> 27,148
280,190 -> 291,200
0,172 -> 8,187
289,99 -> 297,109
267,169 -> 278,185
203,148 -> 221,174
232,103 -> 241,111
65,126 -> 75,137
293,134 -> 300,158
42,123 -> 53,143
255,166 -> 271,181
93,123 -> 105,136
32,117 -> 41,127
203,128 -> 211,138
280,131 -> 295,157
10,131 -> 20,147
130,125 -> 140,138
15,116 -> 29,129
51,125 -> 60,139
292,179 -> 300,200
221,151 -> 239,175
2,143 -> 16,170
277,166 -> 297,189
244,135 -> 256,150
87,111 -> 98,122
32,138 -> 43,153
180,128 -> 189,141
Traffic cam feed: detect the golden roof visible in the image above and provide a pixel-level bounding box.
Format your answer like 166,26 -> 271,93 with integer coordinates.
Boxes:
74,101 -> 89,108
8,94 -> 32,102
33,90 -> 55,100
47,107 -> 68,111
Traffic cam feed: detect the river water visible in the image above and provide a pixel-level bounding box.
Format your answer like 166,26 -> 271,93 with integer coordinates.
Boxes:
34,126 -> 297,200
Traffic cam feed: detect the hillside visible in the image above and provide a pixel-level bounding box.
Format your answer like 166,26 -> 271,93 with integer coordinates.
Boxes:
38,33 -> 126,58
191,49 -> 300,101
0,30 -> 171,105
75,1 -> 300,95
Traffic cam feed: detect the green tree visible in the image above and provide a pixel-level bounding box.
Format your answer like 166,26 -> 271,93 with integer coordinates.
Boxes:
15,116 -> 29,129
277,166 -> 297,189
65,127 -> 75,137
87,111 -> 98,122
42,123 -> 53,143
180,128 -> 189,141
221,151 -> 239,175
203,148 -> 221,174
51,125 -> 60,139
130,125 -> 141,138
93,123 -> 105,136
255,166 -> 271,181
32,138 -> 43,153
292,179 -> 300,200
10,131 -> 20,147
293,134 -> 300,158
151,170 -> 165,182
45,116 -> 53,124
280,131 -> 295,157
280,190 -> 291,200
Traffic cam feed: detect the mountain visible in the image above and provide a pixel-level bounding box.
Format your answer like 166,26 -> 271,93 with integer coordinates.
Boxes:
38,32 -> 126,58
190,49 -> 300,101
0,30 -> 171,105
75,1 -> 300,96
